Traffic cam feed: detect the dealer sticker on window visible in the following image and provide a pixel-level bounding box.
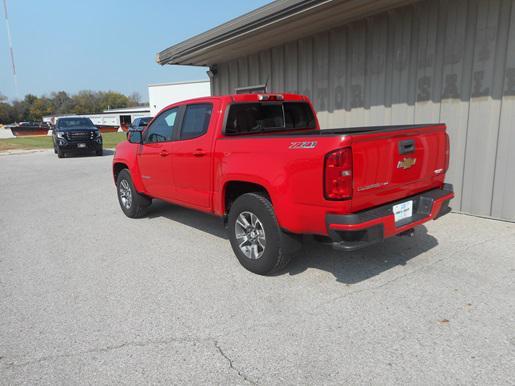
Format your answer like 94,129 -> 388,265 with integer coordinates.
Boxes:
393,200 -> 413,223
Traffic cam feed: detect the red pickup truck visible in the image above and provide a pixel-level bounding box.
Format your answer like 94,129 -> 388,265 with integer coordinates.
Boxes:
113,93 -> 454,275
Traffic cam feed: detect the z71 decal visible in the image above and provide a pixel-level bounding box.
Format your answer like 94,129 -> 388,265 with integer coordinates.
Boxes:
289,141 -> 318,149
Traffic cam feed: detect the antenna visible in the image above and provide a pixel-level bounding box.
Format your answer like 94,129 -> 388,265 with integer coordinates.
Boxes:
3,0 -> 18,99
264,75 -> 270,93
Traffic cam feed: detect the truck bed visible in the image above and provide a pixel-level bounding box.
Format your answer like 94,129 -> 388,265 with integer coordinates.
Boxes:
216,122 -> 449,233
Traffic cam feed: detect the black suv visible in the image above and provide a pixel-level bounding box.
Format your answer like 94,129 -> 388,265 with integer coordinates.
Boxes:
52,117 -> 103,158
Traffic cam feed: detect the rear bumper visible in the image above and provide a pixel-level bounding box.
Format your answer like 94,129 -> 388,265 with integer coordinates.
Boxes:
326,184 -> 454,251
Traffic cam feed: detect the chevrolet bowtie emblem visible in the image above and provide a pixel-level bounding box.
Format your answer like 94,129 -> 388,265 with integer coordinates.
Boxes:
397,157 -> 417,169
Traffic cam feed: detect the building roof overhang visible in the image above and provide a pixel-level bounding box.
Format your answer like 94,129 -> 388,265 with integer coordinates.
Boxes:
157,0 -> 418,67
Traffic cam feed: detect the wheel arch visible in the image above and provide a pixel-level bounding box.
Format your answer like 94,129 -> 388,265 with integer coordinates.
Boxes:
223,180 -> 272,217
113,162 -> 129,183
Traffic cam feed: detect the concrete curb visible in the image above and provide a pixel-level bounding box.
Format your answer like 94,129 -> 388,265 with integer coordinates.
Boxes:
0,149 -> 51,156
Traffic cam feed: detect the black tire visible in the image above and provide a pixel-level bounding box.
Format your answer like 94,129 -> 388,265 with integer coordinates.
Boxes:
116,169 -> 151,218
228,192 -> 294,275
57,148 -> 64,158
96,148 -> 103,156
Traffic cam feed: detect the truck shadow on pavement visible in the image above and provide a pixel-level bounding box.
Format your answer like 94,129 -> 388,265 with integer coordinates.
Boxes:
147,201 -> 228,239
285,227 -> 438,283
65,149 -> 115,158
147,200 -> 438,284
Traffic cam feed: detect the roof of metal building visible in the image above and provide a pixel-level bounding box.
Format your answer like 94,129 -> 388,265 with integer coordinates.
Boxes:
148,80 -> 210,88
102,106 -> 150,114
157,0 -> 417,67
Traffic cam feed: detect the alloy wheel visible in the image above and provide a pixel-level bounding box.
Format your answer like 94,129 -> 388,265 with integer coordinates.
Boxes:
119,179 -> 132,209
235,211 -> 266,259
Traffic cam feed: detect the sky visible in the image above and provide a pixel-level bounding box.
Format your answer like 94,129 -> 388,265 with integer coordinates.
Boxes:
0,0 -> 271,102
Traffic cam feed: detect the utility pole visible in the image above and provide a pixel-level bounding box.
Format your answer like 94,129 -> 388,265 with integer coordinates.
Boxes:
3,0 -> 19,99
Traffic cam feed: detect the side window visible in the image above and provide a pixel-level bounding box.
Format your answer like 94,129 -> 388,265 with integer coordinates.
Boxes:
180,104 -> 212,140
144,108 -> 178,143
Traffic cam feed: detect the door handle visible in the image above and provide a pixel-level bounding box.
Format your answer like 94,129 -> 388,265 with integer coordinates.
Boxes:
160,150 -> 169,157
193,149 -> 207,157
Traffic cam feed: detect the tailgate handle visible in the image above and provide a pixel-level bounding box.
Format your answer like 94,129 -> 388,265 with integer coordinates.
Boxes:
399,139 -> 415,154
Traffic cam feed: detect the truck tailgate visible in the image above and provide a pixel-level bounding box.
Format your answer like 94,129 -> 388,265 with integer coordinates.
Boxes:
349,124 -> 448,212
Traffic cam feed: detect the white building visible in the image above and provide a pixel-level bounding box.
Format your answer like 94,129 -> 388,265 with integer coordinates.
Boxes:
148,80 -> 211,116
98,106 -> 151,131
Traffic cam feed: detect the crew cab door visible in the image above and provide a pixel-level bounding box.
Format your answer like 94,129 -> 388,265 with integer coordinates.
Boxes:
137,107 -> 178,200
170,102 -> 214,209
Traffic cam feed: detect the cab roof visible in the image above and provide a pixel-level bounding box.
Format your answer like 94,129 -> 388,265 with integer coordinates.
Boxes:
168,93 -> 309,106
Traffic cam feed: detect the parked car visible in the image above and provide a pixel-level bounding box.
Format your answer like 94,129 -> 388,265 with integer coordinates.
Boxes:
53,117 -> 103,158
112,93 -> 454,275
129,117 -> 152,132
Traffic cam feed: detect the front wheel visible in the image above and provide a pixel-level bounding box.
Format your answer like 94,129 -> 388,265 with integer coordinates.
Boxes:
228,193 -> 293,275
96,147 -> 103,156
57,148 -> 64,158
116,169 -> 151,218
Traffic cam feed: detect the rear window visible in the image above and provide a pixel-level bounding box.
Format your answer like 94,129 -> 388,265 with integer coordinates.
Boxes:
180,103 -> 212,140
225,102 -> 316,135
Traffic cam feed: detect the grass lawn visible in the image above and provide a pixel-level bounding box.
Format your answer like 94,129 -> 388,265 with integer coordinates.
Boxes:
0,132 -> 127,152
102,132 -> 128,148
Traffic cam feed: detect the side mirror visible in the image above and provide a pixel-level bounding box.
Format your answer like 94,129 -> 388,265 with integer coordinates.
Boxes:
128,130 -> 143,144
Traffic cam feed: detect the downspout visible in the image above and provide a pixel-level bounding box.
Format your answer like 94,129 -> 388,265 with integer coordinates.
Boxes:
206,65 -> 218,96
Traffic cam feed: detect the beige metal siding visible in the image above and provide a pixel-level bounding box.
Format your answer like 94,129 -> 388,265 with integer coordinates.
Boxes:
213,0 -> 515,222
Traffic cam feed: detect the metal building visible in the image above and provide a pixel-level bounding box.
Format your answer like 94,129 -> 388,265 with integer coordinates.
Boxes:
157,0 -> 515,222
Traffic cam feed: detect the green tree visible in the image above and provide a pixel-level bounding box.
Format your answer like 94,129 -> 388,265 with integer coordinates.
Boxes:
50,91 -> 75,114
128,92 -> 142,106
99,91 -> 130,111
72,90 -> 102,114
29,97 -> 53,120
0,102 -> 14,124
11,100 -> 30,122
14,94 -> 39,121
0,93 -> 12,124
23,94 -> 38,107
0,90 -> 143,123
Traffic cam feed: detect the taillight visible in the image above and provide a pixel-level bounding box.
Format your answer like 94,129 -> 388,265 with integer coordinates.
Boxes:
324,147 -> 353,200
444,133 -> 450,173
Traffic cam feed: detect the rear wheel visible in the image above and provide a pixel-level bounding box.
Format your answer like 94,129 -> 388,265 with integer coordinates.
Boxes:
116,169 -> 151,218
228,193 -> 293,275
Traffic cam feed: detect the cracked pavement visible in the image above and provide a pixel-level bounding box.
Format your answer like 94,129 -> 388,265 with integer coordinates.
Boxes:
1,150 -> 514,385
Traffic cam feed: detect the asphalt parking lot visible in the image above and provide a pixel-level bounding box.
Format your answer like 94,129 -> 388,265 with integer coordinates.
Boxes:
0,150 -> 514,385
